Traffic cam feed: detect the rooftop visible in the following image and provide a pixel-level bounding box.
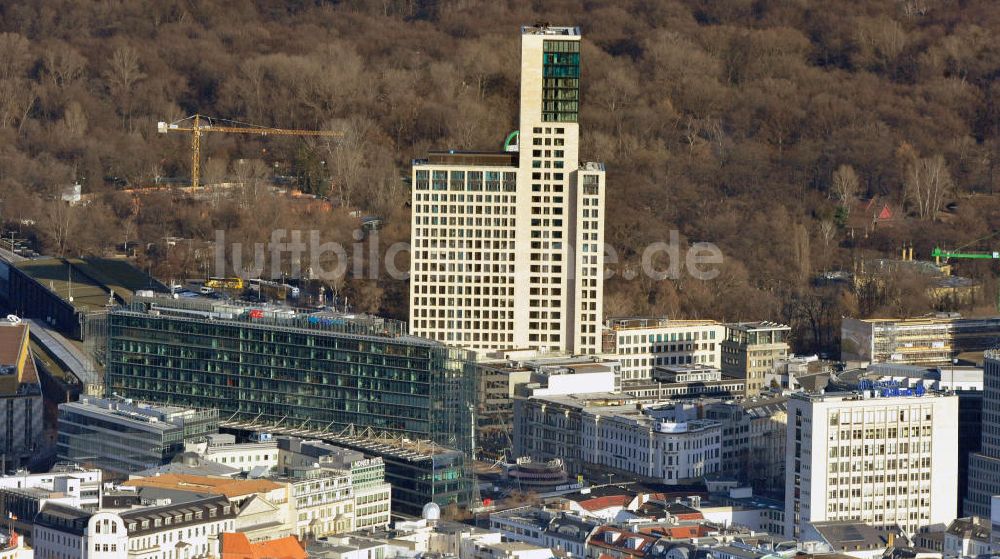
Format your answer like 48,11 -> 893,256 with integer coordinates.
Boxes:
0,323 -> 39,394
136,454 -> 242,478
120,495 -> 236,535
222,533 -> 307,559
606,317 -> 721,331
521,25 -> 581,36
530,394 -> 720,433
725,321 -> 791,331
34,502 -> 92,536
60,396 -> 218,432
809,521 -> 893,551
417,150 -> 518,167
13,256 -> 166,312
945,517 -> 990,542
220,422 -> 464,461
123,473 -> 284,499
118,296 -> 450,350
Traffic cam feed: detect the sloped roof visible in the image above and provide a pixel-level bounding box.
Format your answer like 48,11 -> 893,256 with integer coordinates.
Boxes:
810,521 -> 888,551
221,533 -> 306,559
946,517 -> 990,543
578,495 -> 632,512
123,473 -> 283,498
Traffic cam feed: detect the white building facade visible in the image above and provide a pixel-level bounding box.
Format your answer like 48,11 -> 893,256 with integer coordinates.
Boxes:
603,318 -> 725,383
410,25 -> 605,355
785,390 -> 959,539
579,405 -> 721,484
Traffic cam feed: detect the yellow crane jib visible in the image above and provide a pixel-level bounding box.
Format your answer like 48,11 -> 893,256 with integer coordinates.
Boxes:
156,114 -> 343,188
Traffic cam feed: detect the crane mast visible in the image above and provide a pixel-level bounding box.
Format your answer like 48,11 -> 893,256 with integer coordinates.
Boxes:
157,114 -> 343,188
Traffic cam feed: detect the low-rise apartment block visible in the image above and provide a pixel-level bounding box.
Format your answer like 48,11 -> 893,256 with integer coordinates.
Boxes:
721,322 -> 791,396
603,318 -> 724,384
151,434 -> 391,534
515,393 -> 721,484
33,496 -> 237,559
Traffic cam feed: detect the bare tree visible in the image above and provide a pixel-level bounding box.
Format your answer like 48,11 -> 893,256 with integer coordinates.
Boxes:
831,164 -> 860,210
819,219 -> 836,269
104,45 -> 145,131
232,159 -> 270,210
42,43 -> 86,92
856,16 -> 906,72
57,101 -> 88,139
324,116 -> 377,210
202,158 -> 229,187
905,154 -> 953,220
43,200 -> 76,257
793,222 -> 811,285
0,33 -> 35,133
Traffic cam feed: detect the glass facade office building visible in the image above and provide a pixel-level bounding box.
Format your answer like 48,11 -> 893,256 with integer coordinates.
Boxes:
104,299 -> 477,455
57,395 -> 219,477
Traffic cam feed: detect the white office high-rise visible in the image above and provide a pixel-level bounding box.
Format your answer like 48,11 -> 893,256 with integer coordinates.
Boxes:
785,389 -> 958,539
410,25 -> 605,354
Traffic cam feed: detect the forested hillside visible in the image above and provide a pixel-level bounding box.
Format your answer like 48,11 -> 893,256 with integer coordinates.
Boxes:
1,0 -> 999,353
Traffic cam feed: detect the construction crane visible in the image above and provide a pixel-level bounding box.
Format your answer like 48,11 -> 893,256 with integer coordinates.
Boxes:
932,232 -> 1000,310
932,231 -> 1000,264
931,247 -> 1000,263
157,115 -> 342,188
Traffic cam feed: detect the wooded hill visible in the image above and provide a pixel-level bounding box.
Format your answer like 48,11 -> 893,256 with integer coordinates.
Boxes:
1,0 -> 999,353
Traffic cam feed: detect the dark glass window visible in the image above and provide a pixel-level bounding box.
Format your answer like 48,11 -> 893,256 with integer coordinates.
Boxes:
542,41 -> 580,122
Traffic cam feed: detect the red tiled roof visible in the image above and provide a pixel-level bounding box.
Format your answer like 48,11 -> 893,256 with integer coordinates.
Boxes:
579,495 -> 631,512
639,524 -> 709,539
588,527 -> 658,557
221,533 -> 306,559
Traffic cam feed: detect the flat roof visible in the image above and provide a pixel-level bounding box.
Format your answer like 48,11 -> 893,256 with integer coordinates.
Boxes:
60,396 -> 216,432
13,257 -> 167,312
117,296 -> 455,351
521,25 -> 581,36
417,151 -> 518,167
725,321 -> 790,331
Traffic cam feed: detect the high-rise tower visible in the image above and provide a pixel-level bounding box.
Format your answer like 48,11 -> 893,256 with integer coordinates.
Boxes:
966,351 -> 1000,517
410,25 -> 605,354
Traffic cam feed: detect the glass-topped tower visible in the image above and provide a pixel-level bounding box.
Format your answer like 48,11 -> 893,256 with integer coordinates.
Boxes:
410,25 -> 605,355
